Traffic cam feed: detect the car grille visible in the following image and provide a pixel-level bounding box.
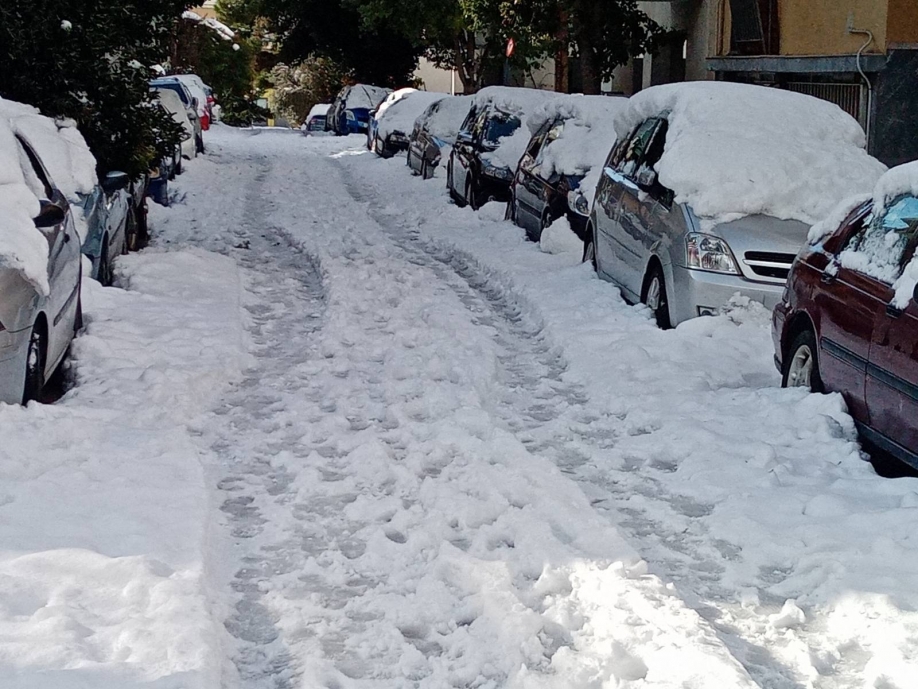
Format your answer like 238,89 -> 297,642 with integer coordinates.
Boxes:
743,251 -> 796,281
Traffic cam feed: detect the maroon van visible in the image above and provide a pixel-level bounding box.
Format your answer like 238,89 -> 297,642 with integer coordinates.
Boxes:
773,192 -> 918,470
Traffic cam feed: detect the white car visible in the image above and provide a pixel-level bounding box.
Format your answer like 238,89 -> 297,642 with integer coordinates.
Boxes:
0,98 -> 83,404
155,88 -> 196,161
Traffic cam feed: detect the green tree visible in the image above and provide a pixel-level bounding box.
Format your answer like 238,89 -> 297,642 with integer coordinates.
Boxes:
502,0 -> 662,94
270,56 -> 350,124
0,0 -> 190,178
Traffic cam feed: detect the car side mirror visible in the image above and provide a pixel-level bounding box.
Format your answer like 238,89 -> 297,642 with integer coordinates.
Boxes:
35,200 -> 65,228
636,166 -> 657,190
102,171 -> 130,194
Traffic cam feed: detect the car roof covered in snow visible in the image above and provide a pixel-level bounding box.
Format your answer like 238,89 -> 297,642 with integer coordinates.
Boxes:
472,86 -> 557,119
344,84 -> 392,111
525,95 -> 627,198
376,91 -> 445,139
416,95 -> 471,143
614,81 -> 887,228
0,98 -> 66,294
308,103 -> 331,119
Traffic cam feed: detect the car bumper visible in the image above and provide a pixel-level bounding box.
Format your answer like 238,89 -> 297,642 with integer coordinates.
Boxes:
0,327 -> 30,405
669,265 -> 785,326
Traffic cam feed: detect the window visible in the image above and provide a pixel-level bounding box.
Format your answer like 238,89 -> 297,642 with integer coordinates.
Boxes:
729,0 -> 779,55
17,138 -> 52,200
842,195 -> 918,284
483,115 -> 520,146
615,118 -> 660,178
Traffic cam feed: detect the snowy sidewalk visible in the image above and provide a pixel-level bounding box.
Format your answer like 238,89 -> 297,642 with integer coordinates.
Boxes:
0,196 -> 248,685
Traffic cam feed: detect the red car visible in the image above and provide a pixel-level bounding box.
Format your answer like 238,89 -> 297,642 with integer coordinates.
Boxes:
773,175 -> 918,470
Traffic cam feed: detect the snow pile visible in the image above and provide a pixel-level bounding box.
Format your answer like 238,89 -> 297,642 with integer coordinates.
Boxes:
539,215 -> 582,254
872,162 -> 918,307
418,95 -> 471,144
345,84 -> 391,111
376,90 -> 444,140
373,87 -> 415,121
182,10 -> 235,41
0,98 -> 55,295
614,81 -> 886,229
806,193 -> 871,244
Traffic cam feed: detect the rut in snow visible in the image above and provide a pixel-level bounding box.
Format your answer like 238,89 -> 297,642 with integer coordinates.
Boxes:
339,166 -> 828,689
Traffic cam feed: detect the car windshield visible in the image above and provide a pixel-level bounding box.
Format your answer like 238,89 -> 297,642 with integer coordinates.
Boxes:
484,115 -> 520,146
308,117 -> 325,131
841,195 -> 918,283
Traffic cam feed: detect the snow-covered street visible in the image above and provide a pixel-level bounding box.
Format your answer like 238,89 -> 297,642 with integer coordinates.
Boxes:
4,126 -> 918,688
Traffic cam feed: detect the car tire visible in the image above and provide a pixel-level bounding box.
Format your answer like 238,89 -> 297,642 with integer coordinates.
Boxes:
782,328 -> 824,393
422,158 -> 434,181
583,223 -> 597,270
465,176 -> 480,211
196,135 -> 205,154
97,241 -> 113,287
641,264 -> 672,330
175,157 -> 183,176
535,211 -> 551,242
21,322 -> 46,405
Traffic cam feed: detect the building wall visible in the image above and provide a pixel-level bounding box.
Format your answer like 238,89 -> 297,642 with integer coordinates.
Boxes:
780,0 -> 888,55
887,0 -> 918,44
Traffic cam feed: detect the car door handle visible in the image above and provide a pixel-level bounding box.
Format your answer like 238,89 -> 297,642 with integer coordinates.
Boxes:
887,303 -> 903,318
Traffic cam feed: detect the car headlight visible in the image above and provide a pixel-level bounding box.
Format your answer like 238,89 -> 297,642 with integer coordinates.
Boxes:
685,233 -> 739,274
345,111 -> 356,121
567,190 -> 590,217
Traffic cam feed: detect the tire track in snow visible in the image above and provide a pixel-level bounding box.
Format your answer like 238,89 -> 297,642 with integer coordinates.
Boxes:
337,161 -> 834,689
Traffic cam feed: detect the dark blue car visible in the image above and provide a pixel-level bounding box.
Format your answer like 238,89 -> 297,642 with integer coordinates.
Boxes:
328,84 -> 391,135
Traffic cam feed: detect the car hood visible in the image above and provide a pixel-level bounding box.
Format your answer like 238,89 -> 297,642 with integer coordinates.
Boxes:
706,213 -> 810,258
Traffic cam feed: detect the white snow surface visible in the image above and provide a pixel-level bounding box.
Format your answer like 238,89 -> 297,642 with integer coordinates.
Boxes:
527,95 -> 626,204
376,90 -> 444,140
344,84 -> 391,111
6,126 -> 918,689
615,82 -> 887,229
0,148 -> 248,689
417,95 -> 471,143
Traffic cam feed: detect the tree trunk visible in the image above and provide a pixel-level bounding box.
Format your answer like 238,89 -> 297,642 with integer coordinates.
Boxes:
579,43 -> 601,95
554,7 -> 570,93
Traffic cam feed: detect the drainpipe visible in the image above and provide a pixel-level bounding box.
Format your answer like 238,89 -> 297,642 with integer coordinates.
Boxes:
848,26 -> 875,148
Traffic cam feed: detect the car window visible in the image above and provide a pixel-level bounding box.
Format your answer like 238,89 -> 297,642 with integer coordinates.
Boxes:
483,115 -> 519,146
16,138 -> 52,200
534,120 -> 564,167
841,195 -> 918,283
616,119 -> 660,178
458,106 -> 478,134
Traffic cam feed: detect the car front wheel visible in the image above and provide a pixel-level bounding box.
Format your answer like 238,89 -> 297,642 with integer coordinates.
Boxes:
583,223 -> 597,270
782,328 -> 824,392
22,323 -> 46,404
465,176 -> 480,211
642,264 -> 672,330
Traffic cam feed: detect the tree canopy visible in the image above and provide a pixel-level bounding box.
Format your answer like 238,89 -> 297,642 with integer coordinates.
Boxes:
0,0 -> 190,178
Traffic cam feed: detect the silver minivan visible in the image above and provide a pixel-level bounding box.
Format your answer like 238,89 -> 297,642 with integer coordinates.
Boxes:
0,134 -> 82,404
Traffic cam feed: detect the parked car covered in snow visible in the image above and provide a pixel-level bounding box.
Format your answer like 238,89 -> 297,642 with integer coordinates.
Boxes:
151,78 -> 204,154
155,87 -> 196,162
406,95 -> 470,180
587,82 -> 886,328
171,74 -> 212,131
368,89 -> 444,158
447,86 -> 556,210
509,95 -> 626,244
774,162 -> 918,470
10,104 -> 133,286
302,103 -> 331,134
0,99 -> 83,404
327,84 -> 391,136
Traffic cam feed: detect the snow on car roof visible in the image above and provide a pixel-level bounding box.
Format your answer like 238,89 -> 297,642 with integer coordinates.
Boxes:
614,81 -> 886,229
527,95 -> 627,201
345,84 -> 391,111
308,103 -> 331,119
0,98 -> 54,294
473,87 -> 558,170
377,91 -> 445,140
417,95 -> 470,143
